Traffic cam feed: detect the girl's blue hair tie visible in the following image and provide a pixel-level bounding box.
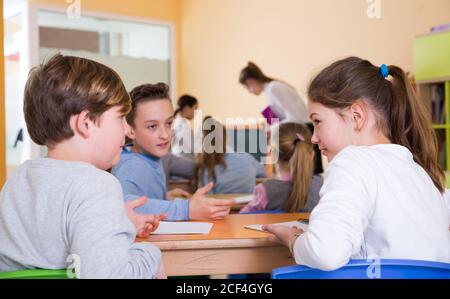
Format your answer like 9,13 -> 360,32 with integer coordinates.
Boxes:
380,64 -> 389,78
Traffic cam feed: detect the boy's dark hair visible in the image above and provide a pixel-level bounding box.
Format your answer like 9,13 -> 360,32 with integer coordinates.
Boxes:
175,94 -> 198,116
23,53 -> 130,148
127,83 -> 171,126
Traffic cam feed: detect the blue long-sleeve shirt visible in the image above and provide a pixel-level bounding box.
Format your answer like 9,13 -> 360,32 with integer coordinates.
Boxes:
111,147 -> 190,220
200,153 -> 266,194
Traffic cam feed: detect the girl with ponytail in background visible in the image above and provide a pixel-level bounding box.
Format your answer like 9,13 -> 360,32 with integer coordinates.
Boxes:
240,122 -> 323,213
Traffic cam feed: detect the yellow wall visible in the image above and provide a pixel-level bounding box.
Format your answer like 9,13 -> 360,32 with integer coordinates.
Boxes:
27,0 -> 450,120
4,1 -> 450,177
0,0 -> 5,187
180,0 -> 450,119
31,0 -> 184,94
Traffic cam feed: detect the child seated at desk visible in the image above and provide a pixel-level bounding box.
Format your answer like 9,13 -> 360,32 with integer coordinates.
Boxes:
0,54 -> 163,278
192,116 -> 266,194
240,122 -> 323,213
264,57 -> 449,269
111,83 -> 234,221
172,94 -> 198,159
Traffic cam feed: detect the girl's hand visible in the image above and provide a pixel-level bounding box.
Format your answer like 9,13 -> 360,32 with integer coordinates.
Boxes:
167,188 -> 190,200
262,224 -> 304,251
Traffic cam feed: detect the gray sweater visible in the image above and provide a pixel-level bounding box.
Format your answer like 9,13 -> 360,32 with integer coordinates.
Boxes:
0,158 -> 162,278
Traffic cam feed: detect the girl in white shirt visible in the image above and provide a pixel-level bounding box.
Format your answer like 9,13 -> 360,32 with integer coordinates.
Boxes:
239,62 -> 323,174
264,57 -> 450,270
171,94 -> 198,157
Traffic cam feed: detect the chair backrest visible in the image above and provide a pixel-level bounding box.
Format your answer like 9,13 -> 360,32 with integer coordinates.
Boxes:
0,269 -> 69,279
272,259 -> 450,279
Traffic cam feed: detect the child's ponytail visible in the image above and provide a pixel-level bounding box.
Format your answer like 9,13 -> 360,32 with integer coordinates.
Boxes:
287,134 -> 314,212
387,66 -> 444,192
273,123 -> 314,212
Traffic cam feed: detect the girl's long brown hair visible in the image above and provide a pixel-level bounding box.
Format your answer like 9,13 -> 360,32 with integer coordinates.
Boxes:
273,123 -> 314,212
192,116 -> 227,189
308,56 -> 444,193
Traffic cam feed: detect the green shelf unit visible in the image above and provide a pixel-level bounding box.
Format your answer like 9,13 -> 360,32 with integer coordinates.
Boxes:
419,80 -> 450,171
415,31 -> 450,171
414,30 -> 450,82
444,81 -> 450,171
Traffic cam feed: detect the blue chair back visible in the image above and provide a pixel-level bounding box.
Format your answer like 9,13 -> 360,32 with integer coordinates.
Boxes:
272,259 -> 450,279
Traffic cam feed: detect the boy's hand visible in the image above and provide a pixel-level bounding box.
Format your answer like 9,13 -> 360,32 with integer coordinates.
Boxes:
137,213 -> 167,237
262,224 -> 304,249
167,188 -> 190,200
156,264 -> 167,279
188,183 -> 235,220
125,196 -> 167,237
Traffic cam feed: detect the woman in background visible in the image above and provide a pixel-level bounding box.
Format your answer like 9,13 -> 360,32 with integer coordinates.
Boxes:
239,62 -> 323,174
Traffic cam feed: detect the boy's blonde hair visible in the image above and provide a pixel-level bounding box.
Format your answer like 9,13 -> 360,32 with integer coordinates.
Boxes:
272,123 -> 314,212
24,53 -> 131,148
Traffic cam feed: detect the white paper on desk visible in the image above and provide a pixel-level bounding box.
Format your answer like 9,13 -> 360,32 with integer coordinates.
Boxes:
233,195 -> 254,204
151,221 -> 213,235
244,221 -> 308,232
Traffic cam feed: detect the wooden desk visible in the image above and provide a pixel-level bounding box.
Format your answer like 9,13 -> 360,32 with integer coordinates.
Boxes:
168,178 -> 268,194
206,193 -> 250,211
136,213 -> 308,276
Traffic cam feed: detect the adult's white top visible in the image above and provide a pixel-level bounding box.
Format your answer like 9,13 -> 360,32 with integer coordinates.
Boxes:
172,116 -> 193,155
264,80 -> 310,124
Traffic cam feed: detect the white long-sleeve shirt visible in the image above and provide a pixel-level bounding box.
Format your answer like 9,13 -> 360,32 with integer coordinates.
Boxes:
293,144 -> 450,271
264,81 -> 309,123
172,116 -> 193,155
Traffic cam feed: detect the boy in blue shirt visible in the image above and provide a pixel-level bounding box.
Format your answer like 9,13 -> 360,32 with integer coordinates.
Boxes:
112,83 -> 235,220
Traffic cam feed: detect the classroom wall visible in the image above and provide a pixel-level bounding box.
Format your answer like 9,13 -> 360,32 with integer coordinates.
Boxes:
31,0 -> 184,94
3,0 -> 450,179
1,0 -> 6,187
26,0 -> 450,120
180,0 -> 450,120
